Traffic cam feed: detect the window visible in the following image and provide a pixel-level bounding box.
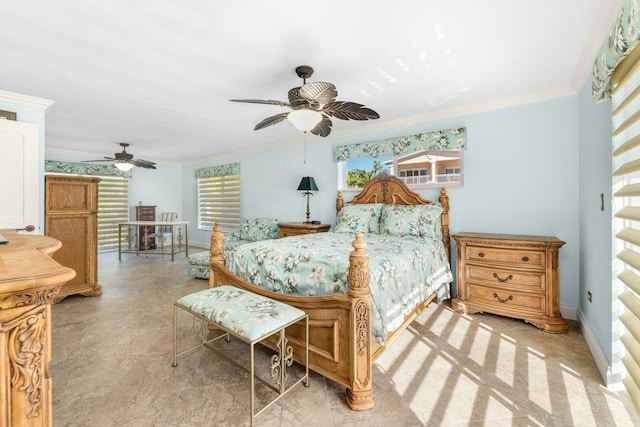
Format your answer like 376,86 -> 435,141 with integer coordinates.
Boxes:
340,149 -> 463,190
97,177 -> 129,252
197,174 -> 240,232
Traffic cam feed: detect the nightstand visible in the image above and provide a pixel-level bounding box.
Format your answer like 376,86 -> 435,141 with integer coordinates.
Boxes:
451,232 -> 568,333
277,222 -> 331,238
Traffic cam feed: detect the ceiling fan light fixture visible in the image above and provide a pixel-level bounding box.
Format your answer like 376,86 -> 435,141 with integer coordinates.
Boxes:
287,108 -> 322,132
114,161 -> 135,172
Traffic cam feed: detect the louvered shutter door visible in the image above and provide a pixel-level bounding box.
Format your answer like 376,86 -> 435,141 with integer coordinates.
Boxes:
612,47 -> 640,410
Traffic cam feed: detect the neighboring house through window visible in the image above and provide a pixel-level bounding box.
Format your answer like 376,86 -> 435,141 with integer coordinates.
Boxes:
334,128 -> 467,190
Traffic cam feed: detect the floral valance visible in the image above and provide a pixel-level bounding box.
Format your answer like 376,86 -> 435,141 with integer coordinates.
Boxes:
45,160 -> 132,177
194,162 -> 240,179
592,0 -> 640,102
333,127 -> 467,162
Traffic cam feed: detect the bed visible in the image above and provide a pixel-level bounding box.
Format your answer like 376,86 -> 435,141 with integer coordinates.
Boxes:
208,173 -> 452,410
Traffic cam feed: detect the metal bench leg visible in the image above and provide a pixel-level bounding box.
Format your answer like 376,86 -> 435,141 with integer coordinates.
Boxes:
250,342 -> 256,427
172,304 -> 178,367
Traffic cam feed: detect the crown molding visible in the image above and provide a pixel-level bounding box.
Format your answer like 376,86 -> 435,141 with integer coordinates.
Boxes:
0,89 -> 54,111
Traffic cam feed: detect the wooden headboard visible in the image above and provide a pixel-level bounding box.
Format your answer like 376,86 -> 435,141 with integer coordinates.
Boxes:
335,173 -> 450,260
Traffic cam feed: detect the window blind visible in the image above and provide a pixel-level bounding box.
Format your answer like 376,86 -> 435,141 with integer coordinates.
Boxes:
612,44 -> 640,411
97,177 -> 129,252
197,174 -> 240,232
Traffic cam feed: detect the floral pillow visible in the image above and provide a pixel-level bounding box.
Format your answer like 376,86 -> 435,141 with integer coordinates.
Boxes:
379,203 -> 443,239
334,203 -> 384,233
238,218 -> 279,241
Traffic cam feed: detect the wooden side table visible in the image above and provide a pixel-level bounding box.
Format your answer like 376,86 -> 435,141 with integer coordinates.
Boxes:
277,222 -> 331,238
451,232 -> 568,333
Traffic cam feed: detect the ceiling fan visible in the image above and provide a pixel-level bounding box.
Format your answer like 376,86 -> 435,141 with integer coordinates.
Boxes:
230,65 -> 380,137
85,143 -> 157,171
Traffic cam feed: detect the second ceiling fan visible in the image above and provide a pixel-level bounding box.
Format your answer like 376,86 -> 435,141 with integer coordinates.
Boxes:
230,65 -> 379,137
85,143 -> 156,171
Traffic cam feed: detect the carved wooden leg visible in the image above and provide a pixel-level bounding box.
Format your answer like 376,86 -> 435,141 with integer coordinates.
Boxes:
346,232 -> 375,410
209,222 -> 225,289
0,303 -> 54,426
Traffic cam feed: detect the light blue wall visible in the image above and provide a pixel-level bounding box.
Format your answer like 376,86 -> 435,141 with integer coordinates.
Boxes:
127,166 -> 183,220
578,79 -> 614,362
184,95 -> 581,307
1,100 -> 48,229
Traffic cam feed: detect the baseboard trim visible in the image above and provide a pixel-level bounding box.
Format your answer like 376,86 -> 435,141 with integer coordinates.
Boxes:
577,307 -> 612,386
560,303 -> 578,321
189,240 -> 210,249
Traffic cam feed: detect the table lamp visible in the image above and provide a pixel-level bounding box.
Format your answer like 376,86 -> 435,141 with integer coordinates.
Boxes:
297,176 -> 318,224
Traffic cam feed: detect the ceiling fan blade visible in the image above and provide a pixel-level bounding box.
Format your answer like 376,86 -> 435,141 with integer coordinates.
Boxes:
310,115 -> 333,137
132,158 -> 156,166
322,101 -> 380,121
254,113 -> 288,130
230,99 -> 291,107
132,160 -> 157,169
299,82 -> 337,105
287,87 -> 311,108
84,157 -> 115,162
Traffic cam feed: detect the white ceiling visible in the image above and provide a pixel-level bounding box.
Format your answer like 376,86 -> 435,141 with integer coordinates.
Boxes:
0,1 -> 621,165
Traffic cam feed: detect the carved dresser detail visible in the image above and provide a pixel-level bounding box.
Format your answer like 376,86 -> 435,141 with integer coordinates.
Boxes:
0,230 -> 75,426
451,232 -> 568,333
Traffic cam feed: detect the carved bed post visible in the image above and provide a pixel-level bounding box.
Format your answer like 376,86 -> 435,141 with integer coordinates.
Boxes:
438,188 -> 451,261
209,222 -> 225,289
346,232 -> 375,410
336,191 -> 344,216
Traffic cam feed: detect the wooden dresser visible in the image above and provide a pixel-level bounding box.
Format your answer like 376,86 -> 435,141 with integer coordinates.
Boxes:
45,175 -> 102,302
278,222 -> 331,238
0,230 -> 76,426
451,232 -> 568,333
136,205 -> 157,249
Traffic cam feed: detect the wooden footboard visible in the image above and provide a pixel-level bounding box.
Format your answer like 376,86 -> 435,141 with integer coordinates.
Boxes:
209,223 -> 375,410
206,175 -> 450,410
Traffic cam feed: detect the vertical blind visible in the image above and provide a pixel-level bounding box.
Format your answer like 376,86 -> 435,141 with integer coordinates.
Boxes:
612,45 -> 640,410
97,177 -> 129,251
197,174 -> 240,232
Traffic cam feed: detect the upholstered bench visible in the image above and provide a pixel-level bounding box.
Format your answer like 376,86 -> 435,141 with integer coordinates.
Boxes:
172,285 -> 309,426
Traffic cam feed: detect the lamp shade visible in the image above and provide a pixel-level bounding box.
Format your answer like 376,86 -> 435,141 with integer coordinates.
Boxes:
114,162 -> 135,172
297,176 -> 318,192
287,109 -> 322,132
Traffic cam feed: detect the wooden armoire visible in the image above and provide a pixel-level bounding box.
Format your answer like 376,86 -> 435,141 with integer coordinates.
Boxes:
45,175 -> 102,302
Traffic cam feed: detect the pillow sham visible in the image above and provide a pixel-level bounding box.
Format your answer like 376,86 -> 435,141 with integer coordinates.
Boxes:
379,203 -> 443,239
334,203 -> 384,233
238,218 -> 279,241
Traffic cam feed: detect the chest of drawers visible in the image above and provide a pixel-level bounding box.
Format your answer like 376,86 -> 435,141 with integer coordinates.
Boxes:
451,232 -> 568,333
277,222 -> 331,238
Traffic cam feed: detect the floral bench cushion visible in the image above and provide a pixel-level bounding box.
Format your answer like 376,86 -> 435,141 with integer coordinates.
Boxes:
175,285 -> 306,341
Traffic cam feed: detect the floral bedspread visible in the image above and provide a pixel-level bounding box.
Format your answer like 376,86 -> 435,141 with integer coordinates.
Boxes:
225,231 -> 453,344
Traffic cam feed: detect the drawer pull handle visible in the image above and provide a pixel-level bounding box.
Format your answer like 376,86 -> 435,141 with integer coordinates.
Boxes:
478,252 -> 485,257
522,256 -> 529,262
492,273 -> 513,283
493,293 -> 514,303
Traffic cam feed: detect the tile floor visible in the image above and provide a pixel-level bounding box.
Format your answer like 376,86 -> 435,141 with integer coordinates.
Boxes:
50,249 -> 640,426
